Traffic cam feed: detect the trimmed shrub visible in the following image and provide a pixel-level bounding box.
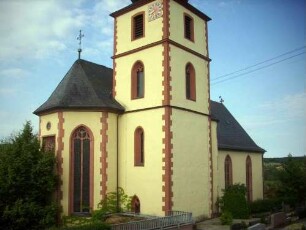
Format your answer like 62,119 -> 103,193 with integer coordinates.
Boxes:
220,211 -> 233,225
220,184 -> 249,219
249,199 -> 282,214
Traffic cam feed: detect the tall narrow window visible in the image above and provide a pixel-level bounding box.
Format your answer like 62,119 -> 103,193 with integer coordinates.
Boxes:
70,126 -> 93,214
132,12 -> 144,40
224,155 -> 233,188
134,127 -> 144,166
131,195 -> 141,214
246,156 -> 253,202
42,136 -> 55,153
184,14 -> 194,41
131,61 -> 144,99
186,63 -> 196,100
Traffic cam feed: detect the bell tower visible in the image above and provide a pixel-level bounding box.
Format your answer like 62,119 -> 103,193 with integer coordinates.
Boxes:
111,0 -> 213,218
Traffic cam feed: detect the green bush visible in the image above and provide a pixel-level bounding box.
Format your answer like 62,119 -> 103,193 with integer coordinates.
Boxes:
0,122 -> 58,229
61,222 -> 111,230
249,199 -> 282,214
220,184 -> 249,219
92,187 -> 132,221
220,211 -> 233,225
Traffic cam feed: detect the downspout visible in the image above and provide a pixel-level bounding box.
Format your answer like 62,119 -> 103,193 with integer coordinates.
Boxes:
116,114 -> 119,212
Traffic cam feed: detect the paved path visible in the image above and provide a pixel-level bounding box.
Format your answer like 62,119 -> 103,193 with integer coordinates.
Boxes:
196,218 -> 231,230
196,218 -> 306,230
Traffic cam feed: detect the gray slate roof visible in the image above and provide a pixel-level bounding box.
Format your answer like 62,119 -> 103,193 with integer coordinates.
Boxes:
34,59 -> 124,115
210,101 -> 265,153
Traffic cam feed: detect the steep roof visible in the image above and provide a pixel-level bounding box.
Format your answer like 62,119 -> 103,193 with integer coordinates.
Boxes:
34,59 -> 124,115
210,101 -> 265,153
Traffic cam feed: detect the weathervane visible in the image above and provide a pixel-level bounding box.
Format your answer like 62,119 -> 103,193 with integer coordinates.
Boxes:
219,96 -> 224,104
77,30 -> 84,59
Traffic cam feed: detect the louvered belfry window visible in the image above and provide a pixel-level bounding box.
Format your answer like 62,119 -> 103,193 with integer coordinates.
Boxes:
184,14 -> 194,41
72,127 -> 91,213
133,13 -> 144,40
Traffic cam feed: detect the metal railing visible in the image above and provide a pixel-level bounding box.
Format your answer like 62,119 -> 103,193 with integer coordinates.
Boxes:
111,211 -> 193,230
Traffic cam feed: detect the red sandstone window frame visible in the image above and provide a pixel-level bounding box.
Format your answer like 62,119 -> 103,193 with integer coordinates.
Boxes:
42,135 -> 56,153
132,12 -> 145,41
246,155 -> 253,202
131,61 -> 145,99
185,63 -> 196,101
184,13 -> 194,42
224,155 -> 233,188
69,125 -> 94,215
134,127 -> 144,167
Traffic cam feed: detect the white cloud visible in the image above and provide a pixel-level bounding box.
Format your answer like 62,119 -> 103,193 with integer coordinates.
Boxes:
259,92 -> 306,119
240,92 -> 306,130
0,68 -> 29,79
0,88 -> 17,96
0,0 -> 88,62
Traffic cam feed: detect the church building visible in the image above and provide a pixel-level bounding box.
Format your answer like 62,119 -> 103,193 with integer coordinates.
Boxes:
34,0 -> 265,220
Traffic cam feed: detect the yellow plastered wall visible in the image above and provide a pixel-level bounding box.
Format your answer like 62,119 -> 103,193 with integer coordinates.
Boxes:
118,109 -> 164,216
218,151 -> 264,201
169,0 -> 208,57
61,112 -> 102,214
40,113 -> 59,139
106,113 -> 118,195
40,111 -> 118,215
115,45 -> 164,111
170,45 -> 209,114
211,120 -> 219,214
171,109 -> 210,220
115,1 -> 163,55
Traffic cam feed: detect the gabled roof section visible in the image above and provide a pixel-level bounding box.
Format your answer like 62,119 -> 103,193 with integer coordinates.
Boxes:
210,101 -> 265,153
110,0 -> 211,22
34,59 -> 124,115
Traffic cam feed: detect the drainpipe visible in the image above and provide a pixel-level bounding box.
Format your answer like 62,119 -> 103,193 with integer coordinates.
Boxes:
116,114 -> 119,212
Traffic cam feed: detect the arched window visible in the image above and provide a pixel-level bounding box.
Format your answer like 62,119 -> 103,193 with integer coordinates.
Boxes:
246,156 -> 253,202
185,63 -> 196,101
131,61 -> 144,99
224,155 -> 232,188
70,126 -> 93,214
134,127 -> 144,166
131,195 -> 141,214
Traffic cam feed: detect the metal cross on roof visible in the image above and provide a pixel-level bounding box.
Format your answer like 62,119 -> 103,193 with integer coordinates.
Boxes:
77,30 -> 84,59
219,96 -> 224,104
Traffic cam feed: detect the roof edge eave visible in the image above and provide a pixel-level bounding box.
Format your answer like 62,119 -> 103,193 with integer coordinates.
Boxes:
33,106 -> 125,116
218,145 -> 266,154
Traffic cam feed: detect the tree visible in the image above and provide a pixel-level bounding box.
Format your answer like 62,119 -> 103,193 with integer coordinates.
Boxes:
0,121 -> 58,229
277,154 -> 306,205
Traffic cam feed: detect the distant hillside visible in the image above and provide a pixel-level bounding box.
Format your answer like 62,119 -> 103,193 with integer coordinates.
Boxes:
264,156 -> 305,164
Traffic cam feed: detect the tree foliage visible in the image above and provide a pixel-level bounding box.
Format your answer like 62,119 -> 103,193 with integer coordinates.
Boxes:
0,121 -> 58,229
277,154 -> 306,205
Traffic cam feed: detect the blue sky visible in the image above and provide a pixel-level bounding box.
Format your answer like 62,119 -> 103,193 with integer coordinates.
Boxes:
0,0 -> 305,158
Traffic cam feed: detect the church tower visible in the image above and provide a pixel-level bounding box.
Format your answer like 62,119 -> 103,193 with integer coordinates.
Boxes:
111,0 -> 213,218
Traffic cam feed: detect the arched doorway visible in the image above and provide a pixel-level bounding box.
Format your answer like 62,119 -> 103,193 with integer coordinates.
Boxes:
70,126 -> 93,214
131,195 -> 140,214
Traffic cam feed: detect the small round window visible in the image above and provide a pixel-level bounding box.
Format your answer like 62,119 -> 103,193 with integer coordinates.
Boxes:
46,122 -> 51,130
